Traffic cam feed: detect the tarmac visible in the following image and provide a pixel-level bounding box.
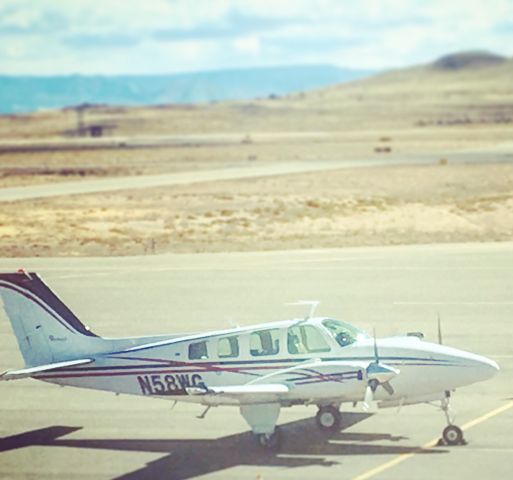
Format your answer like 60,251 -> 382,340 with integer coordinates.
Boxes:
2,142 -> 512,202
0,242 -> 512,479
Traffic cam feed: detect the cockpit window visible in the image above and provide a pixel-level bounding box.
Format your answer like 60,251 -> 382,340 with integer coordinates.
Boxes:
287,325 -> 331,354
322,319 -> 368,347
250,329 -> 280,356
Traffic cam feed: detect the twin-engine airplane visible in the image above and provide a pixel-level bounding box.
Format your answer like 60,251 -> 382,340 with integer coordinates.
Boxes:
0,271 -> 499,449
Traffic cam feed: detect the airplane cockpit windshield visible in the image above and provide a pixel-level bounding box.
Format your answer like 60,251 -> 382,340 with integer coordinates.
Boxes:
321,319 -> 369,347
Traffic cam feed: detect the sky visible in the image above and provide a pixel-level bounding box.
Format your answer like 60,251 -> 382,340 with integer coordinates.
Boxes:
1,0 -> 512,75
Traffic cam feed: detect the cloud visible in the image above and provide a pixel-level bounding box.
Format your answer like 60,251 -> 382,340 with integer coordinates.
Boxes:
0,0 -> 511,75
65,34 -> 141,49
153,9 -> 292,42
0,6 -> 67,35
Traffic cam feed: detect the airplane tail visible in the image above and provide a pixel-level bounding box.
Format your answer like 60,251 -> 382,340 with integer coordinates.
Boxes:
0,271 -> 102,368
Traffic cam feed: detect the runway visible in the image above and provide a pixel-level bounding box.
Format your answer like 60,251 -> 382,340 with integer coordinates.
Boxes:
0,159 -> 388,202
0,242 -> 512,479
1,145 -> 512,202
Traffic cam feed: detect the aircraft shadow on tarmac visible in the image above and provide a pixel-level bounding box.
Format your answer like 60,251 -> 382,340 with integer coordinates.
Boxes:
0,413 -> 447,479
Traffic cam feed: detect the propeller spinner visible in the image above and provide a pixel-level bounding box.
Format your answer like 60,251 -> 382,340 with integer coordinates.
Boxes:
362,331 -> 399,411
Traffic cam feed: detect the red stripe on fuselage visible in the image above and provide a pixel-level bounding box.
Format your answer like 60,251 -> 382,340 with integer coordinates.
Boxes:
34,364 -> 282,380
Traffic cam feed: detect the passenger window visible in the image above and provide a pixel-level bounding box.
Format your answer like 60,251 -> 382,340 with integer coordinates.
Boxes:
287,325 -> 331,354
218,336 -> 239,358
250,329 -> 280,356
189,341 -> 208,360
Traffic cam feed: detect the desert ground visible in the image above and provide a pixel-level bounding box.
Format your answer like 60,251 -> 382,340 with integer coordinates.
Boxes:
1,161 -> 513,257
0,53 -> 512,256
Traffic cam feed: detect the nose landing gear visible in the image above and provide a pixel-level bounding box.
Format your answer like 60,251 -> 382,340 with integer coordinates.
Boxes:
437,392 -> 466,446
442,424 -> 464,445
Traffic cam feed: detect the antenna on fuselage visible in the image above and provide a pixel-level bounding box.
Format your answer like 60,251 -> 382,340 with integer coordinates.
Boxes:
286,300 -> 320,321
227,317 -> 241,329
437,312 -> 443,344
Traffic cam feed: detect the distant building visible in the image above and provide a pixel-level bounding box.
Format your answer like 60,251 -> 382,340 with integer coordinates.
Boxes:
63,123 -> 117,138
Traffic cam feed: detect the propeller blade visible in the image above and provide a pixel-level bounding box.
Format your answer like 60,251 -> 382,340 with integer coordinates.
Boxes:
373,328 -> 379,363
382,381 -> 395,395
437,312 -> 443,345
363,384 -> 374,410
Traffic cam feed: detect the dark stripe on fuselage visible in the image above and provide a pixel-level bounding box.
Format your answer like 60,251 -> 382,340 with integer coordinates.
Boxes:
45,354 -> 460,374
33,358 -> 461,380
0,274 -> 98,337
0,280 -> 77,334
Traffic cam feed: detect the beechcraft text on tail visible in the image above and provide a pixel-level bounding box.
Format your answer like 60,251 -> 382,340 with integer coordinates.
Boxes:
0,271 -> 499,449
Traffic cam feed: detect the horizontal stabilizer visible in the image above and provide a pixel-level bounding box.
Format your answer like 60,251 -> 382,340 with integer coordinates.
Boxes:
0,358 -> 93,381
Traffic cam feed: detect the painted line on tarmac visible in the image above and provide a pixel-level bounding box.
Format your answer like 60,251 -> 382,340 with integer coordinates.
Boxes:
393,301 -> 513,306
279,256 -> 386,264
351,400 -> 513,480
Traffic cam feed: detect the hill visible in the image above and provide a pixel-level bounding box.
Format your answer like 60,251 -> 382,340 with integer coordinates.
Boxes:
0,65 -> 372,114
0,50 -> 511,140
432,51 -> 507,70
292,50 -> 513,130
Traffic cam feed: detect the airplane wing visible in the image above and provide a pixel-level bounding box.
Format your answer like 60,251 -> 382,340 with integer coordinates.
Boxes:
185,359 -> 368,404
0,358 -> 93,381
203,384 -> 289,395
187,383 -> 289,403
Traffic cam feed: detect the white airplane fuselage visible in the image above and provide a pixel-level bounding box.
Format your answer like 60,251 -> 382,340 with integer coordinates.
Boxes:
0,272 -> 500,447
32,317 -> 498,407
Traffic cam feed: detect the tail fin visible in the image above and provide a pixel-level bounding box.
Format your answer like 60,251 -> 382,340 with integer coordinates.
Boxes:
0,271 -> 99,367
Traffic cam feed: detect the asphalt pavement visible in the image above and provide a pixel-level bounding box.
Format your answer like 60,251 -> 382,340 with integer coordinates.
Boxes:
2,143 -> 512,202
0,242 -> 512,479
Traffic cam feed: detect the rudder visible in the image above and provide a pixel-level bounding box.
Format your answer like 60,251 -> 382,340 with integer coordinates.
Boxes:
0,271 -> 98,367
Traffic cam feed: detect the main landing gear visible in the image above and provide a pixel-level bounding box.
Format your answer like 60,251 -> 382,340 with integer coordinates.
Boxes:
315,405 -> 342,433
438,392 -> 466,446
240,403 -> 283,451
256,427 -> 281,450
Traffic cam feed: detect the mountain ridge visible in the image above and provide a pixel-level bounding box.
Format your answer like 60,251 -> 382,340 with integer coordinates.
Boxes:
0,65 -> 372,114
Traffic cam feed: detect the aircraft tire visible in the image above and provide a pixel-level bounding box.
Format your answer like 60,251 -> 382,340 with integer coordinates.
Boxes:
315,405 -> 341,433
256,427 -> 281,450
442,425 -> 464,445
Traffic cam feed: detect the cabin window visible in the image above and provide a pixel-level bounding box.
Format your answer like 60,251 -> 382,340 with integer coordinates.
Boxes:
189,340 -> 208,360
250,329 -> 280,356
218,336 -> 239,358
287,325 -> 331,354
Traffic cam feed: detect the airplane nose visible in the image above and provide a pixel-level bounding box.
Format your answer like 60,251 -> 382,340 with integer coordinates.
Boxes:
478,355 -> 500,380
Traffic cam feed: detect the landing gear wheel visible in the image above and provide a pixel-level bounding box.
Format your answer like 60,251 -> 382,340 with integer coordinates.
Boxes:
256,428 -> 281,450
442,425 -> 464,445
315,405 -> 341,433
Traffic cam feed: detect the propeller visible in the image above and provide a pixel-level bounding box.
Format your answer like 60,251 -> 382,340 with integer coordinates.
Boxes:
362,330 -> 399,411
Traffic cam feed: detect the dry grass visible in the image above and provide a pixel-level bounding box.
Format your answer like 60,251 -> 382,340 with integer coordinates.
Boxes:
0,59 -> 512,256
1,162 -> 512,257
1,59 -> 512,139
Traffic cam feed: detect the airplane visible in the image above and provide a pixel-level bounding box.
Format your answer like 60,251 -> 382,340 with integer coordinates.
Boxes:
0,270 -> 500,450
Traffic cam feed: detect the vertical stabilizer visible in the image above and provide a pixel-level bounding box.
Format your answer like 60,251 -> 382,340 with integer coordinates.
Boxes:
0,272 -> 98,366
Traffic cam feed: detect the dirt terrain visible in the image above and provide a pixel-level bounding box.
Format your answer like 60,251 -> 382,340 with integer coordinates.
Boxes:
0,52 -> 512,256
1,54 -> 512,139
1,161 -> 512,257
